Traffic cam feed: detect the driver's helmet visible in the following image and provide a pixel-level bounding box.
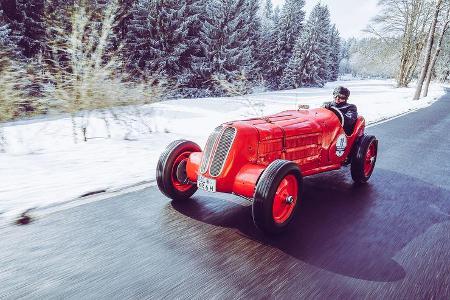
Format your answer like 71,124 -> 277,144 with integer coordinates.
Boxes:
333,86 -> 350,100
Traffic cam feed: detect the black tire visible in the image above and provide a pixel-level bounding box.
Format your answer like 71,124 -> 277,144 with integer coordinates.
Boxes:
252,160 -> 303,234
156,140 -> 201,201
351,135 -> 378,184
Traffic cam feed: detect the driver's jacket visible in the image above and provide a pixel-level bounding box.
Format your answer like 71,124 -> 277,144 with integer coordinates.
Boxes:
324,102 -> 358,135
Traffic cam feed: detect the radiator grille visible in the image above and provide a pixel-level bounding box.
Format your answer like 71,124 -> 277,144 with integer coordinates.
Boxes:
209,127 -> 236,177
200,126 -> 223,174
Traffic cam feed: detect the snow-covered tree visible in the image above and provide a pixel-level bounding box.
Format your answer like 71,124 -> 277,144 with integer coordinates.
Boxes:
280,3 -> 332,88
257,0 -> 277,85
348,37 -> 399,78
273,3 -> 280,24
124,0 -> 205,97
435,30 -> 450,82
0,9 -> 10,49
367,0 -> 433,87
123,0 -> 152,73
414,0 -> 449,99
339,38 -> 354,75
243,0 -> 261,81
328,25 -> 341,81
267,0 -> 305,89
1,0 -> 46,58
19,0 -> 46,57
1,1 -> 22,54
197,0 -> 256,96
0,6 -> 32,122
115,0 -> 135,43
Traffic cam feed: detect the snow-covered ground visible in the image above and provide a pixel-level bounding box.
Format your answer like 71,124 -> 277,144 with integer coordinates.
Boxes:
0,79 -> 447,222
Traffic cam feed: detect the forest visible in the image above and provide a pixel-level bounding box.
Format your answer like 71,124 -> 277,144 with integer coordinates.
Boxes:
0,0 -> 449,122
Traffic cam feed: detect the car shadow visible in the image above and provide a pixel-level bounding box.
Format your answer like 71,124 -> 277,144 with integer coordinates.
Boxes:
170,168 -> 450,282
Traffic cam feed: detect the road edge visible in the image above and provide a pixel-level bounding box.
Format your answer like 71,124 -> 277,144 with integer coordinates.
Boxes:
3,86 -> 449,228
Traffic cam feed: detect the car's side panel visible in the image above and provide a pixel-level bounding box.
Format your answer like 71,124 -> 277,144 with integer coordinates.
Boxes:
284,133 -> 322,172
250,110 -> 323,172
257,138 -> 283,165
332,116 -> 365,162
232,164 -> 266,198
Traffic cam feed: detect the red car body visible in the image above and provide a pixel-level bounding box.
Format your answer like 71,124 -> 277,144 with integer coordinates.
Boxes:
186,108 -> 365,198
157,106 -> 378,234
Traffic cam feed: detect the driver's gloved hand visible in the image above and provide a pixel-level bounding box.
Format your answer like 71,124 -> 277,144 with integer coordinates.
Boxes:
322,102 -> 332,109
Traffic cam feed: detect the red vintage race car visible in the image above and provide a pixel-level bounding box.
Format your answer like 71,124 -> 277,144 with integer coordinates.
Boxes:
156,106 -> 378,234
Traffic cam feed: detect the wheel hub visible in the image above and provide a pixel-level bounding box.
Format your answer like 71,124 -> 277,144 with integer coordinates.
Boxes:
176,160 -> 188,184
285,195 -> 294,204
363,141 -> 377,177
272,174 -> 299,224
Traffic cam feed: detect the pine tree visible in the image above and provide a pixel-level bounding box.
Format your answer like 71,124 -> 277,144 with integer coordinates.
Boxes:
123,0 -> 152,73
328,25 -> 341,81
23,0 -> 45,57
280,4 -> 333,88
0,9 -> 10,48
339,38 -> 354,75
262,0 -> 273,24
0,1 -> 45,113
175,0 -> 209,97
243,0 -> 261,81
0,8 -> 15,76
115,0 -> 135,43
124,0 -> 204,97
1,0 -> 23,55
197,0 -> 256,96
273,4 -> 280,24
1,0 -> 47,58
268,0 -> 305,89
257,0 -> 276,85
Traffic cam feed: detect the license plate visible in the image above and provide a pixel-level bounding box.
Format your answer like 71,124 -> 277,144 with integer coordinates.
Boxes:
197,175 -> 216,192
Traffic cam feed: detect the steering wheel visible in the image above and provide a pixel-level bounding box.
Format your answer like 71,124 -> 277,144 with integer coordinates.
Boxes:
328,106 -> 345,128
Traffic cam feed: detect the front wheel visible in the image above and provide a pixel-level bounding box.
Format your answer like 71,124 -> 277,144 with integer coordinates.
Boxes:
252,160 -> 303,234
156,140 -> 201,201
351,135 -> 378,183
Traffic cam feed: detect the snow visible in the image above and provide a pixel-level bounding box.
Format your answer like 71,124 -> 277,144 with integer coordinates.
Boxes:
0,79 -> 447,222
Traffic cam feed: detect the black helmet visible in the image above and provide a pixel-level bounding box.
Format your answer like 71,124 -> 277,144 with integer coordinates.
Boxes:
333,86 -> 350,100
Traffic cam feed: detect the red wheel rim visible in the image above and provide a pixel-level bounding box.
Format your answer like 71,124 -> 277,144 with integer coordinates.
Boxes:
364,141 -> 377,177
171,151 -> 192,192
272,174 -> 298,224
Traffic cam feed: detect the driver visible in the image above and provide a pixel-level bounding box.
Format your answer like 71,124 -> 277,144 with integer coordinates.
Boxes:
323,86 -> 358,135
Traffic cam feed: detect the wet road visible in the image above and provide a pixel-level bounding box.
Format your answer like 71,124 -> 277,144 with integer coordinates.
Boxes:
1,91 -> 449,299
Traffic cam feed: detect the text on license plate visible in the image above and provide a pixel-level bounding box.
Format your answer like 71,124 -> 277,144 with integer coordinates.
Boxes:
197,175 -> 216,192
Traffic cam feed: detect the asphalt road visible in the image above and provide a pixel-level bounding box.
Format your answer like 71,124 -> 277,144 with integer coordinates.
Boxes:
1,90 -> 449,299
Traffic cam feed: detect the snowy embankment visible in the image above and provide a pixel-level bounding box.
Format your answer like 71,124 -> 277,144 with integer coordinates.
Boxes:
0,79 -> 447,222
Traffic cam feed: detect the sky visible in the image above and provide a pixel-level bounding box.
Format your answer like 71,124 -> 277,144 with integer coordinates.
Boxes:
271,0 -> 380,39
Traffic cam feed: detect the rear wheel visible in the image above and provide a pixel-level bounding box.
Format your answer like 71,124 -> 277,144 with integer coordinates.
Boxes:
351,135 -> 378,183
252,160 -> 302,234
156,140 -> 201,201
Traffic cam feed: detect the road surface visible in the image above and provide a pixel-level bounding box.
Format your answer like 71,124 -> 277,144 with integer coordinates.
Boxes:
0,90 -> 449,299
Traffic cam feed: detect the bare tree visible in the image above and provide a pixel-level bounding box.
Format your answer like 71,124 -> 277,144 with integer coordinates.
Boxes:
348,37 -> 399,78
0,54 -> 25,122
367,0 -> 433,87
413,0 -> 444,100
435,31 -> 450,81
422,1 -> 450,97
43,0 -> 162,142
